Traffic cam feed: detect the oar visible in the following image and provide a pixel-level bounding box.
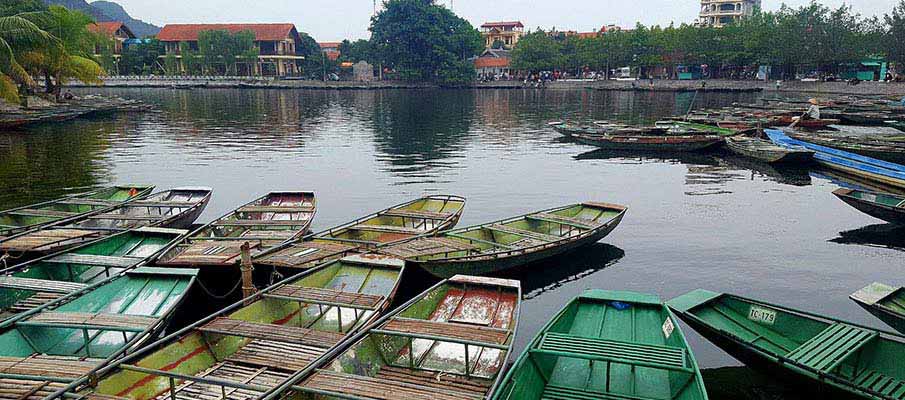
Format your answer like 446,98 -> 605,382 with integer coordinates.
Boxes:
684,89 -> 700,121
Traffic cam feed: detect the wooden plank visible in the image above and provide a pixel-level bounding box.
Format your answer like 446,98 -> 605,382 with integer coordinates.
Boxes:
22,312 -> 157,331
55,199 -> 116,207
302,370 -> 484,400
7,209 -> 77,218
0,292 -> 62,320
87,214 -> 163,221
213,220 -> 309,227
0,229 -> 101,252
0,277 -> 86,293
226,339 -> 323,371
375,366 -> 492,397
0,355 -> 99,379
381,209 -> 451,220
237,205 -> 315,213
198,317 -> 345,348
265,285 -> 385,310
0,379 -> 68,400
379,237 -> 477,259
255,241 -> 358,268
487,225 -> 561,242
528,212 -> 599,230
47,253 -> 139,268
351,224 -> 425,235
160,241 -> 253,266
380,317 -> 511,345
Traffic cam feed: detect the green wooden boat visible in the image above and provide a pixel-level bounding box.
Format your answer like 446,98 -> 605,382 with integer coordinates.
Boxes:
62,253 -> 405,400
851,283 -> 905,335
668,289 -> 905,399
379,202 -> 626,278
493,290 -> 708,400
0,185 -> 154,238
0,227 -> 189,322
262,275 -> 520,400
0,266 -> 197,399
656,120 -> 738,136
0,188 -> 211,257
255,195 -> 466,270
155,191 -> 316,269
833,188 -> 905,225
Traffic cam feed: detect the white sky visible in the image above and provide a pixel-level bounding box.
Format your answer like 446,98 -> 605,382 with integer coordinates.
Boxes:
101,0 -> 894,42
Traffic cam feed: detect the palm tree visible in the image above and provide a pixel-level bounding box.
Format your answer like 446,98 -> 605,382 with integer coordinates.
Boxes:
0,13 -> 55,103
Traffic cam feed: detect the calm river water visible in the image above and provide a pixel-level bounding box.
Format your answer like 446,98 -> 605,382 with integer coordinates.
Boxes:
2,88 -> 903,398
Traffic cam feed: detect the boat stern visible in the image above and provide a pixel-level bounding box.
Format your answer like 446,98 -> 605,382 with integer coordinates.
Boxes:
666,289 -> 723,314
850,282 -> 899,306
579,289 -> 661,306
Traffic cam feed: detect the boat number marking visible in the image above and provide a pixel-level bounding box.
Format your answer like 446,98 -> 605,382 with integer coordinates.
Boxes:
662,317 -> 675,339
748,306 -> 776,325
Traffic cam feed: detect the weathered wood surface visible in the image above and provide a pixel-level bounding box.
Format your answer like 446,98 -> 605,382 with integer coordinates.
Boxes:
0,292 -> 61,320
7,209 -> 77,218
380,209 -> 452,220
237,205 -> 315,213
47,253 -> 139,267
378,237 -> 477,259
528,212 -> 600,229
487,225 -> 562,242
26,312 -> 157,330
0,355 -> 99,378
352,224 -> 425,234
226,339 -> 324,371
267,285 -> 385,309
0,229 -> 100,252
0,276 -> 86,293
152,362 -> 290,400
213,220 -> 308,227
381,317 -> 511,345
302,369 -> 484,400
162,241 -> 251,266
0,380 -> 69,400
375,366 -> 492,397
198,317 -> 345,347
255,241 -> 358,268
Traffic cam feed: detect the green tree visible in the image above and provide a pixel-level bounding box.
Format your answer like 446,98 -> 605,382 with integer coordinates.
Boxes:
94,36 -> 116,74
0,13 -> 55,103
22,6 -> 103,98
510,30 -> 562,71
178,41 -> 200,75
120,39 -> 163,75
0,0 -> 46,16
887,0 -> 905,68
369,0 -> 482,85
339,39 -> 371,63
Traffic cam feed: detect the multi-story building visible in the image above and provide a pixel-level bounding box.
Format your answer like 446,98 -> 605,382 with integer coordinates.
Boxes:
157,23 -> 306,76
698,0 -> 761,27
88,21 -> 135,56
480,21 -> 524,49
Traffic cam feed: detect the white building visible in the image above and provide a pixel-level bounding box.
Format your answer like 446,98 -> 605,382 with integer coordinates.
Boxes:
698,0 -> 761,27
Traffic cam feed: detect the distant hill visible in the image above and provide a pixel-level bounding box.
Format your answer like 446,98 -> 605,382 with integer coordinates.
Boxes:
42,0 -> 160,38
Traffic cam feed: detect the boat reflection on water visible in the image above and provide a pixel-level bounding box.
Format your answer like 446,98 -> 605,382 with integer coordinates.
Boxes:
830,223 -> 905,251
714,153 -> 813,187
496,243 -> 625,300
812,168 -> 905,196
574,148 -> 720,166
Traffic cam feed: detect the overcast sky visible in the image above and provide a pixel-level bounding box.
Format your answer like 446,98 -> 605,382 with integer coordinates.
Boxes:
103,0 -> 894,42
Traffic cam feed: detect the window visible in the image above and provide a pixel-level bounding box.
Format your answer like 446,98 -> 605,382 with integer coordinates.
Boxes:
719,3 -> 736,11
719,16 -> 734,24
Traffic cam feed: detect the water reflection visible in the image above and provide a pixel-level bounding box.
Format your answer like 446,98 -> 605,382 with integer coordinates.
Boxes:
496,243 -> 625,300
812,169 -> 905,196
702,366 -> 809,400
713,154 -> 812,187
830,223 -> 905,251
574,149 -> 720,166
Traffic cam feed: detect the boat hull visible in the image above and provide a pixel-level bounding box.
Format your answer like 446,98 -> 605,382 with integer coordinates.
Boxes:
725,138 -> 814,164
414,211 -> 624,278
833,190 -> 905,225
853,301 -> 905,335
573,134 -> 722,152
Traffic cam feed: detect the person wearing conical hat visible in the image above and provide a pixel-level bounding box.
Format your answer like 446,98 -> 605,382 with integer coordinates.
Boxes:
805,98 -> 820,120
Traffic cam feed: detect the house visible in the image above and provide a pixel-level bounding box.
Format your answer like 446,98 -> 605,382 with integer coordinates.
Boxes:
157,23 -> 306,76
319,42 -> 341,61
88,21 -> 135,56
697,0 -> 761,27
480,21 -> 524,49
474,49 -> 512,76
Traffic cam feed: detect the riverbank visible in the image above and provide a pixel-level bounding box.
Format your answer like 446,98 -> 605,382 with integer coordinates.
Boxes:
66,76 -> 905,95
0,95 -> 154,129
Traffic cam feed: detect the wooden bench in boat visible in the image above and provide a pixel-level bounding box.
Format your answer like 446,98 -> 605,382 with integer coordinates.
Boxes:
541,384 -> 659,400
143,361 -> 292,400
198,317 -> 346,348
379,237 -> 478,259
374,366 -> 493,396
375,317 -> 511,348
19,311 -> 158,332
127,201 -> 199,208
227,339 -> 326,371
0,380 -> 71,400
782,323 -> 877,373
46,253 -> 139,268
854,369 -> 905,399
487,225 -> 562,242
527,213 -> 600,230
445,234 -> 514,251
255,241 -> 359,268
0,355 -> 100,379
161,241 -> 257,266
351,224 -> 425,235
0,292 -> 62,319
0,276 -> 87,293
264,285 -> 386,310
237,205 -> 315,213
213,219 -> 308,227
7,209 -> 77,218
0,229 -> 101,252
302,369 -> 485,400
535,332 -> 689,372
56,199 -> 117,207
381,209 -> 452,220
87,214 -> 165,221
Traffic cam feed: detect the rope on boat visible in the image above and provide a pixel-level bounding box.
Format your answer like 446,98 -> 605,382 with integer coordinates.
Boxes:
0,251 -> 25,270
269,270 -> 284,286
195,277 -> 243,299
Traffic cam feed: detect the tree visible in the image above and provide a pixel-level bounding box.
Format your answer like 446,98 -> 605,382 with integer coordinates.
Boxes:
22,5 -> 103,98
887,0 -> 905,68
510,30 -> 562,72
339,39 -> 371,63
0,13 -> 55,103
196,29 -> 257,75
0,0 -> 46,16
120,39 -> 163,75
369,0 -> 482,85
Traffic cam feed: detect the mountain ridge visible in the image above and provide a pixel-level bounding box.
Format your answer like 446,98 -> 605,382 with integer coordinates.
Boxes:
43,0 -> 160,38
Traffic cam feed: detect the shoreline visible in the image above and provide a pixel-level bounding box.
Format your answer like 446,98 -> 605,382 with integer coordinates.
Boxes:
66,76 -> 905,95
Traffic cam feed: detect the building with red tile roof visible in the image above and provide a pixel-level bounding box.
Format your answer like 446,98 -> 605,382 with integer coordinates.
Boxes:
88,21 -> 135,56
480,21 -> 525,49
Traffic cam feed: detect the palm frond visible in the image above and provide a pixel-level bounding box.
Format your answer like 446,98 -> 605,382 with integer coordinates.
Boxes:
0,74 -> 19,104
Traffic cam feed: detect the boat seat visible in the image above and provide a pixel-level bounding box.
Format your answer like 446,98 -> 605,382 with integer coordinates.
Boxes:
264,285 -> 386,310
198,317 -> 345,348
0,229 -> 101,252
7,209 -> 77,218
854,369 -> 905,399
255,241 -> 358,268
0,355 -> 101,379
541,384 -> 663,400
379,237 -> 478,259
56,199 -> 117,206
445,234 -> 514,250
487,225 -> 562,242
301,369 -> 485,400
237,205 -> 315,213
376,317 -> 511,347
226,339 -> 326,371
535,332 -> 688,372
46,253 -> 140,268
0,276 -> 87,293
374,365 -> 493,396
783,323 -> 877,373
213,219 -> 308,227
381,209 -> 451,220
127,201 -> 199,208
19,311 -> 158,332
351,224 -> 425,235
528,213 -> 599,230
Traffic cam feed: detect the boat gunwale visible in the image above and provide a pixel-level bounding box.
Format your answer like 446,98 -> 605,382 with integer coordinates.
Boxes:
832,188 -> 905,214
402,203 -> 627,264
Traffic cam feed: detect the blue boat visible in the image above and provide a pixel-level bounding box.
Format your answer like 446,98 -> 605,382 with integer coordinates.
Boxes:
766,129 -> 905,189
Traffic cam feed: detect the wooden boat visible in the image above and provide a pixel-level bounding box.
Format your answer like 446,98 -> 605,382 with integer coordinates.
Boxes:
551,122 -> 670,138
767,129 -> 905,189
0,188 -> 211,256
155,191 -> 315,268
255,195 -> 465,270
769,115 -> 840,129
0,266 -> 197,399
725,135 -> 814,164
572,133 -> 723,152
263,275 -> 520,400
63,254 -> 404,400
851,282 -> 905,335
656,120 -> 738,136
0,185 -> 153,238
379,202 -> 626,278
833,188 -> 905,224
888,121 -> 905,133
492,290 -> 708,400
668,289 -> 905,400
0,227 -> 188,321
786,131 -> 905,163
